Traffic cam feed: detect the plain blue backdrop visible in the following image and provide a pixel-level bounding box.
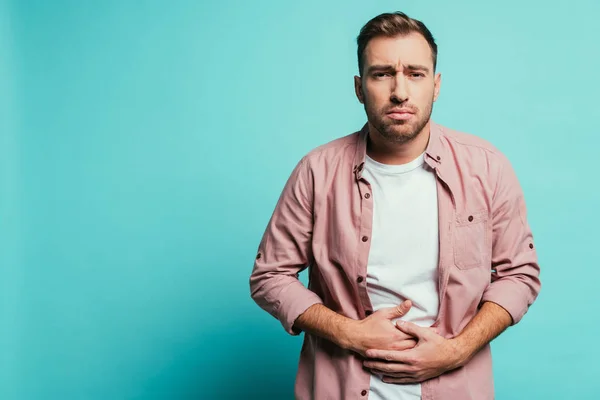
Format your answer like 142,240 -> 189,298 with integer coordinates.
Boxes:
1,0 -> 598,399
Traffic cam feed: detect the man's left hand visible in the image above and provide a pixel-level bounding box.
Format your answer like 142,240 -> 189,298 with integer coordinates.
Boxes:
363,320 -> 467,384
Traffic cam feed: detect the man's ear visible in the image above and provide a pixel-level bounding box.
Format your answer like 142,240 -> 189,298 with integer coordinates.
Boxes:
354,75 -> 365,104
433,72 -> 442,102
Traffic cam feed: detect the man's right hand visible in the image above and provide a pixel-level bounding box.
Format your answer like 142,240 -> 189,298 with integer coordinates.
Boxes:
340,300 -> 418,357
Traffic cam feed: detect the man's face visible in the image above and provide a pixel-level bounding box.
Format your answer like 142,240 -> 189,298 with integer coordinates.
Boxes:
354,33 -> 441,144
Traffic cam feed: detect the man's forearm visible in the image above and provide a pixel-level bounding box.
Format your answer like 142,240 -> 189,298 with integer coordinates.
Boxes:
452,301 -> 513,365
293,304 -> 355,349
295,301 -> 419,357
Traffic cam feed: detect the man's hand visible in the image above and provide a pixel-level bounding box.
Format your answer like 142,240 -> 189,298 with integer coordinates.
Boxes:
362,320 -> 467,384
340,300 -> 419,357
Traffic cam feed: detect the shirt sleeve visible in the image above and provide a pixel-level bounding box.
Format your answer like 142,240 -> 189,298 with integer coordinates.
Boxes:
481,154 -> 541,325
249,156 -> 323,335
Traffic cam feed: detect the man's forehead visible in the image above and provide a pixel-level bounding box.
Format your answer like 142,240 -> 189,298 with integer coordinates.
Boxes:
364,34 -> 432,68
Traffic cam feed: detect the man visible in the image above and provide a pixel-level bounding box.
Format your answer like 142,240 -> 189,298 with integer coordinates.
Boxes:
249,11 -> 541,400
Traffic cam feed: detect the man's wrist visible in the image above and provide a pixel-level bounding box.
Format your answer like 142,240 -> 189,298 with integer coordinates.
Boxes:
336,318 -> 359,350
447,301 -> 513,368
296,304 -> 362,351
448,336 -> 473,368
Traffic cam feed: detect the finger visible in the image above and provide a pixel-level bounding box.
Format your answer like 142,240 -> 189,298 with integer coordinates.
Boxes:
369,369 -> 413,379
375,371 -> 413,379
363,360 -> 413,374
365,349 -> 415,364
390,339 -> 417,351
382,300 -> 412,319
382,376 -> 420,384
395,320 -> 432,340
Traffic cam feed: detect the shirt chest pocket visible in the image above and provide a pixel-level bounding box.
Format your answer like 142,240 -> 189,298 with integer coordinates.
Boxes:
452,210 -> 491,270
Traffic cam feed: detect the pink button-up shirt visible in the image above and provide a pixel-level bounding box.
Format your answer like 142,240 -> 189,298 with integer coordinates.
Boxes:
250,121 -> 541,400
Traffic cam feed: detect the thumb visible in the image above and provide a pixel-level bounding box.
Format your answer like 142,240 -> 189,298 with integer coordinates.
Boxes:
395,320 -> 430,340
384,300 -> 412,319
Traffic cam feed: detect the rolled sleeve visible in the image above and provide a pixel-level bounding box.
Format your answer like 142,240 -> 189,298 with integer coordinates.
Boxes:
249,156 -> 323,335
481,155 -> 541,325
482,278 -> 531,325
276,281 -> 323,335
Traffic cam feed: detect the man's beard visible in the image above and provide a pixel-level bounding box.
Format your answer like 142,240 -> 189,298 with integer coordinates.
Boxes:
364,98 -> 433,144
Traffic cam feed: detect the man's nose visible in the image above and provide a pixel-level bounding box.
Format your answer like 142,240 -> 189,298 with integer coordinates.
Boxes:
391,76 -> 409,103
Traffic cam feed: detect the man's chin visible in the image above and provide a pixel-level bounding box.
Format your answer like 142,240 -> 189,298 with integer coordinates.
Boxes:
388,124 -> 415,135
380,124 -> 420,141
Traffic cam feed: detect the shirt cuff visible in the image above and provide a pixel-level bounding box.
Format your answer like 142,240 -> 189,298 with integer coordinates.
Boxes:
481,279 -> 531,325
276,282 -> 323,335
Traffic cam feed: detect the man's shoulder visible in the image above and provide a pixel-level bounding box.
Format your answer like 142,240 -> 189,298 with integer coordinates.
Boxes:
301,130 -> 359,165
438,123 -> 508,163
439,124 -> 500,153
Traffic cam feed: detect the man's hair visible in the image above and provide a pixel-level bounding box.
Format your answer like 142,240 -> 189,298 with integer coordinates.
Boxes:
356,12 -> 438,75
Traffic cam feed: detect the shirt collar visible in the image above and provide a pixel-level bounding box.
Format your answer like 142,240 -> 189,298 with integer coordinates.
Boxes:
352,120 -> 445,181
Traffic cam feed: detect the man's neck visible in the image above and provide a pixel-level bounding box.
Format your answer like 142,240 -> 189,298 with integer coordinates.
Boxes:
366,121 -> 431,165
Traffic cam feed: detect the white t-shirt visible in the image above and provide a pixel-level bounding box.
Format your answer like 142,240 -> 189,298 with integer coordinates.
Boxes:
362,151 -> 440,400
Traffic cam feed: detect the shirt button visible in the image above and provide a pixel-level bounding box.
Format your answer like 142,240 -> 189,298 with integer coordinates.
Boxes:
364,193 -> 371,199
529,243 -> 534,249
362,236 -> 369,242
365,310 -> 373,316
436,156 -> 441,161
361,390 -> 368,396
357,276 -> 364,283
468,215 -> 474,222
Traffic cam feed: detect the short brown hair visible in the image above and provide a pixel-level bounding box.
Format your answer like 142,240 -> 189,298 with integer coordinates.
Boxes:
357,12 -> 438,75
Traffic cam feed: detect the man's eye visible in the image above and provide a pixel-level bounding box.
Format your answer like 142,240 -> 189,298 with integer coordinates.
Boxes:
411,73 -> 425,78
374,73 -> 392,78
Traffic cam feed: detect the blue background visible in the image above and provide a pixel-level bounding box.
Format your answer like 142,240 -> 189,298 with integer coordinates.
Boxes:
1,0 -> 598,398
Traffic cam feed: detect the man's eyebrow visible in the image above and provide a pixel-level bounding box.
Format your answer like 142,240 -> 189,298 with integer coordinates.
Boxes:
366,64 -> 431,74
405,64 -> 431,73
366,65 -> 395,74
